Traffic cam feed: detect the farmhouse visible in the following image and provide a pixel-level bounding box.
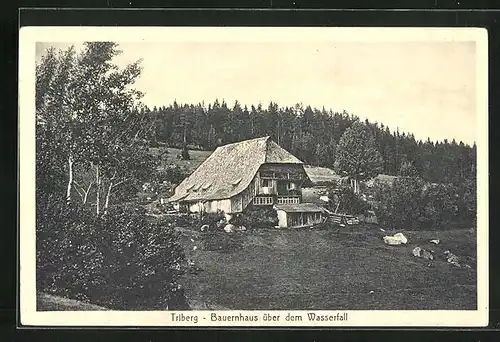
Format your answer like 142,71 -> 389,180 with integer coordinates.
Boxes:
168,136 -> 326,228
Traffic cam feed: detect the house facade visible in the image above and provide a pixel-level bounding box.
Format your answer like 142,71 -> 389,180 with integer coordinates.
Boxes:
168,136 -> 325,228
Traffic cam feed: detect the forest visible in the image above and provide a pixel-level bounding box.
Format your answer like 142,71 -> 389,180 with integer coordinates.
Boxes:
147,100 -> 476,185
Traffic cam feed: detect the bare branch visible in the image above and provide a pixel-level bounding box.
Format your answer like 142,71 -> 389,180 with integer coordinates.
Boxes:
111,178 -> 130,189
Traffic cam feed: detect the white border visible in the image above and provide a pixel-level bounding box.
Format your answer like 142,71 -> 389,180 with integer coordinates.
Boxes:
19,26 -> 489,327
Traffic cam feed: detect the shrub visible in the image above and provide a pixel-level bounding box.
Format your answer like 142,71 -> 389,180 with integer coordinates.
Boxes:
180,145 -> 191,160
36,200 -> 187,310
456,176 -> 477,226
372,176 -> 473,231
199,211 -> 226,229
174,213 -> 198,227
328,185 -> 370,215
372,176 -> 425,230
421,183 -> 461,229
240,206 -> 278,229
155,167 -> 189,187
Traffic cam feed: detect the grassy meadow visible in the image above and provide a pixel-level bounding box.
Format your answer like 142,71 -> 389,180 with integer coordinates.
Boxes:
178,225 -> 476,311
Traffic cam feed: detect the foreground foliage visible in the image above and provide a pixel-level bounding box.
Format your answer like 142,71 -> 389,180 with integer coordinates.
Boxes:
36,43 -> 188,309
36,199 -> 188,310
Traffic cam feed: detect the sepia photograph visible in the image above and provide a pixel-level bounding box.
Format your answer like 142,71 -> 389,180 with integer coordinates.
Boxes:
19,26 -> 488,327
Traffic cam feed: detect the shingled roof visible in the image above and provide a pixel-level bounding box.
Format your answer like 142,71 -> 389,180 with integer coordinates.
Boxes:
169,136 -> 306,202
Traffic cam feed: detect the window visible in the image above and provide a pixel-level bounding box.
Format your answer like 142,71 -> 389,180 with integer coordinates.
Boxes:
277,196 -> 300,204
261,179 -> 271,188
253,196 -> 274,205
260,171 -> 274,178
276,172 -> 288,179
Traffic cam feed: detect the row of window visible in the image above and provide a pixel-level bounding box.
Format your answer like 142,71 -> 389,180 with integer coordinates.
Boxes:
261,179 -> 298,189
253,196 -> 300,205
260,172 -> 303,180
253,196 -> 274,205
276,196 -> 300,204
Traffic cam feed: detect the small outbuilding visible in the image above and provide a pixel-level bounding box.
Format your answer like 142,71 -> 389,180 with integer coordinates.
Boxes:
274,203 -> 326,228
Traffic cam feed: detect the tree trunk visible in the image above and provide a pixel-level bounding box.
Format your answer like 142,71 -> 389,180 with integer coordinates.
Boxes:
103,181 -> 113,215
83,182 -> 93,205
95,165 -> 101,215
66,154 -> 73,204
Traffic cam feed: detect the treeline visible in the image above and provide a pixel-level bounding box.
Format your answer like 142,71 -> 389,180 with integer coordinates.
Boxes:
147,100 -> 476,184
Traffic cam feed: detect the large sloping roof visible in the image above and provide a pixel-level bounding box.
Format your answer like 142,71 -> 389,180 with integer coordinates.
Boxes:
169,136 -> 305,202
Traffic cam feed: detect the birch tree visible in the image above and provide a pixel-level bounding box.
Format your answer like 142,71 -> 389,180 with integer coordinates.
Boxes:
36,42 -> 155,215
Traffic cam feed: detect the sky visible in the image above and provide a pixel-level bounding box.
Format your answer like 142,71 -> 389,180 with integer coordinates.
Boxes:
36,40 -> 478,144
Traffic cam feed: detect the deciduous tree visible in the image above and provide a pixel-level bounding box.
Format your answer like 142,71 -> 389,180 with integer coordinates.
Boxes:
334,122 -> 383,193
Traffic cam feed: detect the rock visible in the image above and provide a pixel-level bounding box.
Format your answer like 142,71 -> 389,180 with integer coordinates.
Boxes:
421,249 -> 434,260
193,246 -> 198,251
393,233 -> 408,244
223,224 -> 235,233
200,224 -> 209,232
383,233 -> 408,245
444,250 -> 461,267
430,239 -> 440,244
236,225 -> 247,232
413,246 -> 433,260
216,219 -> 226,228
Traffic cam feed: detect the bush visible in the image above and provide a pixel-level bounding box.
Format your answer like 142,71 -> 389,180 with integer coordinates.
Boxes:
456,176 -> 477,226
36,199 -> 187,310
174,213 -> 198,227
328,185 -> 370,215
372,176 -> 474,231
240,206 -> 278,229
196,211 -> 225,231
180,145 -> 191,160
421,183 -> 460,228
373,176 -> 425,230
155,167 -> 189,187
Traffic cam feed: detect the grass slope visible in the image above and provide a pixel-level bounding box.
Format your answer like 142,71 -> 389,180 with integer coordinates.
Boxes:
178,226 -> 476,310
150,147 -> 212,173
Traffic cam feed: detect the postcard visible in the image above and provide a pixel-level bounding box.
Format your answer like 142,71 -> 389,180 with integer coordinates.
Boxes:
19,26 -> 488,327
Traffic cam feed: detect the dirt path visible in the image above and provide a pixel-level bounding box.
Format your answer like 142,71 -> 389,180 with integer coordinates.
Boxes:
37,293 -> 109,311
